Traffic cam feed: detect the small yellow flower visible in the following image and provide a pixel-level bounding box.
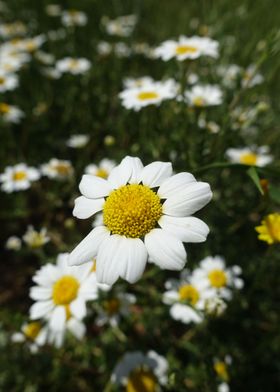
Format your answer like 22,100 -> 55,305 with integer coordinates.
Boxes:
214,361 -> 229,382
255,213 -> 280,244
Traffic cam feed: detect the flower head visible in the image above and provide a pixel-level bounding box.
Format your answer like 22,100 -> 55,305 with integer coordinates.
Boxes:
66,134 -> 89,148
5,236 -> 22,250
69,156 -> 212,285
56,57 -> 91,75
61,10 -> 88,27
255,213 -> 280,244
41,158 -> 73,179
0,163 -> 40,193
102,15 -> 137,37
226,146 -> 273,166
184,84 -> 223,107
23,226 -> 50,248
85,159 -> 116,179
0,102 -> 24,123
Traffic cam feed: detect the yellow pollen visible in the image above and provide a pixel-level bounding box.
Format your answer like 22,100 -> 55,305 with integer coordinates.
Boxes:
208,269 -> 227,288
13,171 -> 27,181
214,361 -> 229,382
23,322 -> 41,341
69,59 -> 79,69
52,275 -> 79,305
193,97 -> 205,107
0,103 -> 11,113
103,184 -> 162,238
176,45 -> 198,55
91,259 -> 97,272
255,213 -> 280,245
127,369 -> 157,392
137,91 -> 159,101
55,163 -> 71,175
239,152 -> 257,165
103,298 -> 121,315
0,77 -> 6,85
179,284 -> 200,306
95,168 -> 109,179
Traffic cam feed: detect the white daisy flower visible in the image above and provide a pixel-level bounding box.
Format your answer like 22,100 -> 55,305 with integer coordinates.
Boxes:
29,253 -> 98,332
96,292 -> 136,327
5,235 -> 22,250
184,85 -> 223,107
61,10 -> 88,27
193,256 -> 244,300
102,15 -> 137,37
69,156 -> 212,285
155,35 -> 219,61
123,76 -> 155,89
96,41 -> 113,56
111,351 -> 168,389
11,321 -> 48,353
217,64 -> 242,88
56,57 -> 91,75
45,4 -> 62,17
0,102 -> 24,123
23,226 -> 50,249
0,163 -> 40,193
0,70 -> 18,92
41,158 -> 74,179
115,42 -> 132,57
242,64 -> 264,88
119,79 -> 179,111
66,134 -> 89,148
19,35 -> 46,53
0,21 -> 27,38
226,146 -> 272,166
35,50 -> 55,65
85,158 -> 116,179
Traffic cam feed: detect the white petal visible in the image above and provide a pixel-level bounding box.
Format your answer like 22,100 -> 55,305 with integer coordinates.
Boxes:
29,287 -> 52,301
29,300 -> 54,320
67,318 -> 85,339
70,298 -> 87,319
107,156 -> 136,188
170,303 -> 202,324
162,182 -> 212,216
158,172 -> 196,199
127,157 -> 144,183
159,215 -> 209,242
79,175 -> 112,198
69,226 -> 110,266
145,228 -> 186,270
118,237 -> 147,283
73,196 -> 104,219
140,161 -> 172,188
49,306 -> 66,331
96,235 -> 123,285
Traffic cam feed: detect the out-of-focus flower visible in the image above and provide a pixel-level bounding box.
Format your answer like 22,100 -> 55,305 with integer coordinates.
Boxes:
255,213 -> 280,245
45,4 -> 62,17
41,158 -> 73,180
218,382 -> 230,392
242,65 -> 264,88
102,15 -> 137,37
114,42 -> 132,57
193,256 -> 244,300
0,102 -> 24,123
66,134 -> 89,148
104,135 -> 115,146
85,159 -> 116,179
155,35 -> 219,61
0,48 -> 30,73
23,226 -> 50,249
0,21 -> 27,38
5,236 -> 22,250
226,146 -> 273,166
42,67 -> 62,79
96,41 -> 113,56
56,57 -> 91,75
0,163 -> 40,193
61,10 -> 88,27
184,85 -> 223,107
47,29 -> 66,41
96,292 -> 136,327
0,70 -> 18,92
11,321 -> 48,353
204,296 -> 227,316
123,76 -> 154,89
119,79 -> 179,111
111,351 -> 168,389
214,356 -> 232,382
69,156 -> 212,285
19,35 -> 46,53
35,51 -> 55,65
217,64 -> 242,88
29,253 -> 99,333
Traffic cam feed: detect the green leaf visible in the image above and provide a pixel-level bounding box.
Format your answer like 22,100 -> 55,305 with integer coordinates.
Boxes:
247,166 -> 264,195
269,185 -> 280,204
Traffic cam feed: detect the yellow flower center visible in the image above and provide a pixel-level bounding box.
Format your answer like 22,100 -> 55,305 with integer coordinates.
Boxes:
0,77 -> 6,85
28,233 -> 46,248
193,97 -> 205,107
52,275 -> 79,305
95,168 -> 109,179
179,284 -> 200,306
127,369 -> 157,392
214,361 -> 229,382
176,45 -> 197,55
208,269 -> 227,288
0,103 -> 11,113
137,91 -> 159,101
23,322 -> 42,341
103,184 -> 162,238
239,152 -> 257,165
256,213 -> 280,244
69,59 -> 79,69
13,171 -> 27,181
103,298 -> 121,315
54,163 -> 71,175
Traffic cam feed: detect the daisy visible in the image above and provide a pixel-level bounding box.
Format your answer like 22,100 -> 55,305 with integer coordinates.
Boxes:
184,85 -> 223,107
23,226 -> 50,249
154,35 -> 219,61
69,156 -> 212,285
5,235 -> 22,250
0,21 -> 27,38
56,57 -> 91,75
193,256 -> 244,300
85,158 -> 116,179
218,383 -> 230,392
45,4 -> 62,17
217,64 -> 242,88
242,64 -> 264,88
255,213 -> 280,244
0,102 -> 24,123
11,321 -> 48,353
66,134 -> 89,148
29,253 -> 99,332
20,35 -> 46,53
35,50 -> 55,65
119,79 -> 179,111
226,146 -> 273,166
123,76 -> 154,89
102,15 -> 137,37
61,10 -> 88,27
0,70 -> 18,92
111,351 -> 168,390
0,163 -> 40,193
96,292 -> 136,327
41,158 -> 74,179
